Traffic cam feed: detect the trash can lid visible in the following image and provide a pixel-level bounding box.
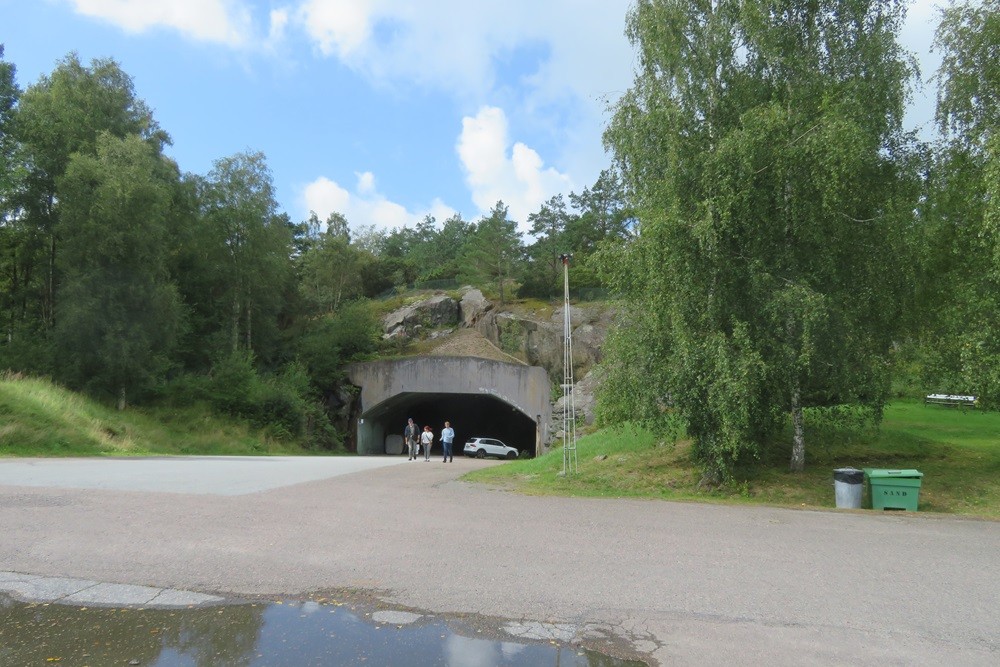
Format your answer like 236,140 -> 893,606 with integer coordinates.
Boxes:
833,468 -> 864,483
864,468 -> 923,478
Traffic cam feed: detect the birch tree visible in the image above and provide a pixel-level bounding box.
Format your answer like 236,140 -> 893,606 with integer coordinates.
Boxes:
202,151 -> 292,357
601,0 -> 918,478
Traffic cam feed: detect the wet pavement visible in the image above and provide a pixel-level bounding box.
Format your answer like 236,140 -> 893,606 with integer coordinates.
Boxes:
2,455 -> 999,665
0,571 -> 223,607
0,592 -> 645,666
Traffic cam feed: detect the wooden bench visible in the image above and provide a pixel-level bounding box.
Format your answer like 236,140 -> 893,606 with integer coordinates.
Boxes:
924,394 -> 978,408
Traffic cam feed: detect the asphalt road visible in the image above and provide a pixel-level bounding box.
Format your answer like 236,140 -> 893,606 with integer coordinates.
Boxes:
1,455 -> 997,665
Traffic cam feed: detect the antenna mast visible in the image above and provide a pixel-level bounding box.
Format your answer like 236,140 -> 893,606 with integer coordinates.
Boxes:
560,253 -> 578,475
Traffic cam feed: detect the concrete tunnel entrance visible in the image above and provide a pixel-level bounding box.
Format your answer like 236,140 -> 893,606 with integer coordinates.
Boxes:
361,392 -> 538,458
347,357 -> 552,458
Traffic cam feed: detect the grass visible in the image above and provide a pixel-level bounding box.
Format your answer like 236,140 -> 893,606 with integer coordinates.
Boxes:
465,399 -> 1000,518
0,374 -> 313,457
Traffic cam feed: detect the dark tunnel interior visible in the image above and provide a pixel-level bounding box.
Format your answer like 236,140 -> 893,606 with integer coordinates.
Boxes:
361,392 -> 538,458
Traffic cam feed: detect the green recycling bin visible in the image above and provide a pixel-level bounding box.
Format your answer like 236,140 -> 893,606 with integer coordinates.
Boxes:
863,468 -> 923,511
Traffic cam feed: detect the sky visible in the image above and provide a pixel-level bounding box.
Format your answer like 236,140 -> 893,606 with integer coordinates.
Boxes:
1,0 -> 944,235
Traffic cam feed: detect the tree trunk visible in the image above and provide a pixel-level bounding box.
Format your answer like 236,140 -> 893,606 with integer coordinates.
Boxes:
46,232 -> 56,329
231,294 -> 241,352
245,298 -> 253,351
790,380 -> 805,472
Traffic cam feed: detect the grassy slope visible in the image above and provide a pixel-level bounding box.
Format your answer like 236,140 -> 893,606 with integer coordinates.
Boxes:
0,375 -> 310,457
465,400 -> 1000,518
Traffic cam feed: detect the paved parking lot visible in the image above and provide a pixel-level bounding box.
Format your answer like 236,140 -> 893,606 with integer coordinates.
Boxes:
0,455 -> 405,495
1,455 -> 998,665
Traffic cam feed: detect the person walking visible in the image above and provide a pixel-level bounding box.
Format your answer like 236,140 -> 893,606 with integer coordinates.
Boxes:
421,425 -> 434,462
404,418 -> 418,461
440,421 -> 455,462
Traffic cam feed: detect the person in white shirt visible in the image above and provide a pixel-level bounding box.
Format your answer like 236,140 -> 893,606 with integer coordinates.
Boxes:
420,425 -> 434,462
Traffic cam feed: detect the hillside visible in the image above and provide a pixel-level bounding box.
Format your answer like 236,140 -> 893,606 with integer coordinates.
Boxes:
0,374 -> 310,457
425,328 -> 526,364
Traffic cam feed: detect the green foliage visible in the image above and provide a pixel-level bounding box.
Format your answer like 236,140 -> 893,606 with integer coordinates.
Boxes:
200,151 -> 293,361
54,133 -> 183,405
518,170 -> 632,300
461,201 -> 523,304
376,213 -> 472,285
297,214 -> 367,314
3,53 -> 168,367
601,0 -> 918,479
934,0 -> 1000,148
203,351 -> 339,448
0,45 -> 19,226
294,300 -> 380,391
468,402 -> 1000,517
498,320 -> 524,357
0,372 -> 310,457
915,0 -> 1000,406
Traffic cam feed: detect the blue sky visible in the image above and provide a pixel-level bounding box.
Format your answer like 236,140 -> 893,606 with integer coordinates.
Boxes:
1,0 -> 941,234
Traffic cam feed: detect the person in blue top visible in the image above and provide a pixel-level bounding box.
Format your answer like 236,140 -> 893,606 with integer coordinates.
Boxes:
440,421 -> 455,462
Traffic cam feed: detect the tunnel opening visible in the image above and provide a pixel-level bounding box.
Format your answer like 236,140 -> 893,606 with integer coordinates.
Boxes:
359,392 -> 538,459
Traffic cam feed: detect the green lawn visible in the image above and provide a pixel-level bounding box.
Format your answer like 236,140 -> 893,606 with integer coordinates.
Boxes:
465,400 -> 1000,518
0,374 -> 312,457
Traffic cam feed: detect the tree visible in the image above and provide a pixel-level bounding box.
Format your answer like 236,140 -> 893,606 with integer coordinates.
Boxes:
917,0 -> 1000,404
201,151 -> 293,359
0,45 -> 22,352
10,53 -> 168,335
433,213 -> 473,281
462,201 -> 523,304
934,0 -> 1000,150
567,168 -> 633,253
298,212 -> 365,313
522,195 -> 571,298
0,45 -> 17,207
54,133 -> 182,406
601,0 -> 918,478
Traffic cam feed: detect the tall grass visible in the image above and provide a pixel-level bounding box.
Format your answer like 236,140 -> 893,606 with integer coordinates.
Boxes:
0,373 -> 311,457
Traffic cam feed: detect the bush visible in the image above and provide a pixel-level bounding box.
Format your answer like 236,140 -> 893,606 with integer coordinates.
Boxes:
208,351 -> 258,417
250,378 -> 306,438
157,373 -> 211,406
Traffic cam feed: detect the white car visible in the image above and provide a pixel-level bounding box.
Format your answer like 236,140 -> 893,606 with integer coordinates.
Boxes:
463,437 -> 519,460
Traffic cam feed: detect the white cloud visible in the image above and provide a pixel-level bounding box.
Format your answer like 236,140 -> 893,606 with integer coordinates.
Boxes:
291,1 -> 632,99
356,171 -> 376,196
457,106 -> 573,231
296,0 -> 378,59
291,1 -> 634,196
302,174 -> 455,233
67,0 -> 253,46
268,7 -> 290,45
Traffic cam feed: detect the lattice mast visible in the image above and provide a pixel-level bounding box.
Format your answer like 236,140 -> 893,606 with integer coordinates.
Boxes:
560,253 -> 578,475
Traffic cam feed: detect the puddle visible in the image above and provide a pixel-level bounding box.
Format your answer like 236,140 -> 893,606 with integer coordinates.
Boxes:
0,594 -> 647,666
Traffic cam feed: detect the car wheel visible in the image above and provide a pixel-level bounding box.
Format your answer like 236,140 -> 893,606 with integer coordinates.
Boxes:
476,449 -> 486,459
505,451 -> 517,460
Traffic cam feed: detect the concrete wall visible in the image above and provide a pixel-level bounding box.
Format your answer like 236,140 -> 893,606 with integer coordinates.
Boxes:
347,357 -> 552,456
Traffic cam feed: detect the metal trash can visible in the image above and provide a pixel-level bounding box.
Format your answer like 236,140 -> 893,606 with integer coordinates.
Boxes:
864,468 -> 923,511
833,468 -> 864,509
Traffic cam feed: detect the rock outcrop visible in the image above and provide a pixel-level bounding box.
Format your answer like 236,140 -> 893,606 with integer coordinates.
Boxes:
382,294 -> 459,339
460,288 -> 492,327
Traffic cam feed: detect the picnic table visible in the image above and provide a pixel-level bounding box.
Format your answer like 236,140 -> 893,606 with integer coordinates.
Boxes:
923,393 -> 977,408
